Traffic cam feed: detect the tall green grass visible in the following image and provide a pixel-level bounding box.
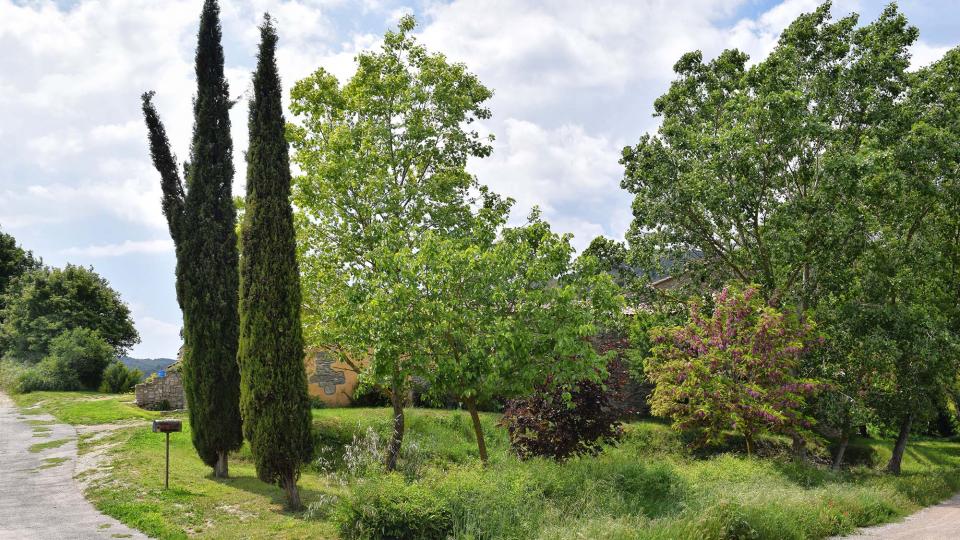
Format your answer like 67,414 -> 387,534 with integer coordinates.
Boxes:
15,392 -> 960,539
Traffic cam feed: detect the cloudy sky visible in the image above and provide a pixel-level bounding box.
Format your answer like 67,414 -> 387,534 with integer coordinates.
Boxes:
1,0 -> 956,358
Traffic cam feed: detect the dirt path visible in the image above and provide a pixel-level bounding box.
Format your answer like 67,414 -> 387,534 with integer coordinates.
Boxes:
838,492 -> 960,539
0,392 -> 147,539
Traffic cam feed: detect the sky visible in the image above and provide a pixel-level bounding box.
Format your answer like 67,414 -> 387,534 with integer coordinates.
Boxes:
1,0 -> 957,359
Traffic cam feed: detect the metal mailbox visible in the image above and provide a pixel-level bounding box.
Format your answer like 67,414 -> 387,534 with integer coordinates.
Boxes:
152,419 -> 182,433
152,419 -> 182,489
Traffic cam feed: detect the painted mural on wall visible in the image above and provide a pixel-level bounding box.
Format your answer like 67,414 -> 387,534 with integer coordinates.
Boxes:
304,349 -> 359,407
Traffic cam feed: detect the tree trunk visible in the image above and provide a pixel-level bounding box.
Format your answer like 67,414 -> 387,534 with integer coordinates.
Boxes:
385,387 -> 405,472
214,451 -> 228,478
745,434 -> 753,457
832,423 -> 850,471
465,397 -> 488,464
281,473 -> 303,511
886,412 -> 913,475
792,434 -> 807,461
858,424 -> 869,438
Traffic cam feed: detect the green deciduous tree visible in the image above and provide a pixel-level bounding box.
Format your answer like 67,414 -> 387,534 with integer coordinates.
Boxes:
0,265 -> 138,362
99,361 -> 143,394
238,16 -> 313,510
290,15 -> 493,471
0,229 -> 41,305
140,0 -> 242,478
414,207 -> 623,463
621,2 -> 960,465
620,3 -> 912,308
47,327 -> 116,390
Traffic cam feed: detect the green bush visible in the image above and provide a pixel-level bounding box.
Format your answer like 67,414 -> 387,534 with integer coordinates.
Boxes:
15,355 -> 81,393
0,360 -> 28,392
336,473 -> 451,540
99,361 -> 143,393
48,328 -> 115,390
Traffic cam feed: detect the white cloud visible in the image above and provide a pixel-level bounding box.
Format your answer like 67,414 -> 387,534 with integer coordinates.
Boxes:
910,40 -> 952,69
61,239 -> 174,258
472,119 -> 626,234
2,0 -> 957,360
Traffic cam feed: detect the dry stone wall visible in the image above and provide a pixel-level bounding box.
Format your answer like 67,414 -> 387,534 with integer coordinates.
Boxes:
135,368 -> 186,410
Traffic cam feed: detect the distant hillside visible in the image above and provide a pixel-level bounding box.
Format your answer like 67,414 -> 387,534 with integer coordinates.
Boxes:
120,356 -> 175,378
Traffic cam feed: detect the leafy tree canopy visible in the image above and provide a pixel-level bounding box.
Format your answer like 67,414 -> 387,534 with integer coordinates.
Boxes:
290,14 -> 494,469
0,265 -> 138,362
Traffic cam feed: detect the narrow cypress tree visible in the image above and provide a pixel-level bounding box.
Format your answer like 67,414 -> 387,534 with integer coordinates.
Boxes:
140,0 -> 242,478
238,15 -> 313,510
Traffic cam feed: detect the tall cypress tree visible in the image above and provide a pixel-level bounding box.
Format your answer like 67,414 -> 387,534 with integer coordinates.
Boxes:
140,0 -> 242,478
238,15 -> 313,510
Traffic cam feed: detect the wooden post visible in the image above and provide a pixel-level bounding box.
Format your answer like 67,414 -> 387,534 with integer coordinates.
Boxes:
165,432 -> 170,489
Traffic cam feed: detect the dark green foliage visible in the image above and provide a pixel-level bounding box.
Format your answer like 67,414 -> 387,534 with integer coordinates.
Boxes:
237,15 -> 313,503
0,265 -> 138,362
140,0 -> 242,471
47,328 -> 115,390
9,328 -> 117,393
99,361 -> 143,393
0,228 -> 40,306
828,439 -> 880,468
336,474 -> 452,540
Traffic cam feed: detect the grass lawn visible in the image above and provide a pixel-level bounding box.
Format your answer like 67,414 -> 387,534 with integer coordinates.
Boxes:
14,391 -> 960,539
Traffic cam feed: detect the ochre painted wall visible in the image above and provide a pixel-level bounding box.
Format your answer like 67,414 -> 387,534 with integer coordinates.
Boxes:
304,349 -> 360,407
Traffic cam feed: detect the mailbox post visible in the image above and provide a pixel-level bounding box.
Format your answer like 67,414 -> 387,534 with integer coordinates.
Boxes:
152,419 -> 182,489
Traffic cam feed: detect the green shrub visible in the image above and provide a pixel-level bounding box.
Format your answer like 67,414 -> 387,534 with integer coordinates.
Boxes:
0,360 -> 28,392
436,466 -> 544,539
15,356 -> 81,393
99,361 -> 143,393
336,474 -> 451,540
48,328 -> 115,390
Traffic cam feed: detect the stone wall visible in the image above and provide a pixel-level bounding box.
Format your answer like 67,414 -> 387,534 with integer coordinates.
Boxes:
135,367 -> 186,410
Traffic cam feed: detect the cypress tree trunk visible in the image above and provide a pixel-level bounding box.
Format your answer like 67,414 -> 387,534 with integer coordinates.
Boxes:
214,452 -> 228,478
142,0 -> 242,477
281,474 -> 302,511
237,15 -> 313,511
385,382 -> 405,472
886,412 -> 913,475
465,396 -> 488,464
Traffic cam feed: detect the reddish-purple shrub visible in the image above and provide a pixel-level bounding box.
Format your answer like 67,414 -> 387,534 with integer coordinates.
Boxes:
646,284 -> 820,455
500,371 -> 626,461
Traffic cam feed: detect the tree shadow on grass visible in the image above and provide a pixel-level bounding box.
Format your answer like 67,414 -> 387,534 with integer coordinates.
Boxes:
904,444 -> 960,470
212,473 -> 335,515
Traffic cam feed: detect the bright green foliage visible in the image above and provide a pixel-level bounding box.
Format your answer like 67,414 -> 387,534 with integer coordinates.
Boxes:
99,361 -> 143,394
140,0 -> 242,473
47,327 -> 116,390
238,16 -> 313,509
290,15 -> 494,468
646,284 -> 819,455
413,207 -> 624,460
0,265 -> 138,362
336,473 -> 451,540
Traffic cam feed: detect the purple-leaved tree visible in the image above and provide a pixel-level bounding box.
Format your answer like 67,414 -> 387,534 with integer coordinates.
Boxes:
646,284 -> 820,455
